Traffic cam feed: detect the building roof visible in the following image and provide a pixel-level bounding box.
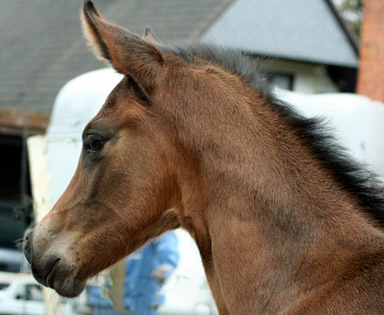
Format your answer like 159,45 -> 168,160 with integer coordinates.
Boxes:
202,0 -> 359,67
0,0 -> 357,116
0,0 -> 231,115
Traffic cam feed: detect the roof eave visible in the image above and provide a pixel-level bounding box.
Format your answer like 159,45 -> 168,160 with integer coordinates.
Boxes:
324,0 -> 360,55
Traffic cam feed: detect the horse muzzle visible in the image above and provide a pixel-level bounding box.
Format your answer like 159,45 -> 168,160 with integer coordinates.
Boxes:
23,230 -> 85,297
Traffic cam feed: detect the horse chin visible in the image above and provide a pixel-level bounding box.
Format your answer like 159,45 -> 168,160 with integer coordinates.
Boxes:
51,275 -> 85,298
30,257 -> 85,298
47,263 -> 85,298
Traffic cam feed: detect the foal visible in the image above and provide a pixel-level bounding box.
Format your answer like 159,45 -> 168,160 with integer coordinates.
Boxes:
24,1 -> 384,314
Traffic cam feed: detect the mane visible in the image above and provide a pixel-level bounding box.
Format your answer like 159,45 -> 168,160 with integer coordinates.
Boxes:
164,43 -> 384,226
162,43 -> 271,95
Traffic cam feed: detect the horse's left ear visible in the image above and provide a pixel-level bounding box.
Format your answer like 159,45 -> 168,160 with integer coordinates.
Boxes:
82,0 -> 164,95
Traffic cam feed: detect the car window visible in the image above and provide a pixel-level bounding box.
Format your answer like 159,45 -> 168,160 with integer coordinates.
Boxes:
26,284 -> 43,301
0,283 -> 9,290
16,284 -> 44,301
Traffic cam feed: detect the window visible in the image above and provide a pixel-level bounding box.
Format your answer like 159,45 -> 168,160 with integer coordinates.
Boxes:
270,73 -> 294,90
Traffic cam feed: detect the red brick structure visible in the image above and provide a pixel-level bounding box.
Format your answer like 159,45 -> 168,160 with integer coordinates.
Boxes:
356,0 -> 384,102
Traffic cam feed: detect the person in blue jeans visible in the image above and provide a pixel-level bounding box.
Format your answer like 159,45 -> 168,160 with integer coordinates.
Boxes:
87,231 -> 179,314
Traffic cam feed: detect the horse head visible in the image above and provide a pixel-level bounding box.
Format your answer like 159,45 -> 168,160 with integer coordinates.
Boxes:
23,0 -> 206,297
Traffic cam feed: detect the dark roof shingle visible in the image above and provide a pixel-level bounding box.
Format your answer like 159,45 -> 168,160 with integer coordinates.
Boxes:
0,0 -> 357,115
0,0 -> 231,114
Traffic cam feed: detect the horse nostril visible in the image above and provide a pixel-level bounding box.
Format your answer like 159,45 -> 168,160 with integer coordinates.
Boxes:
23,231 -> 33,264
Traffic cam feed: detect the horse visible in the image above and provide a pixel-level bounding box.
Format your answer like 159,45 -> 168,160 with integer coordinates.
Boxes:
23,1 -> 384,314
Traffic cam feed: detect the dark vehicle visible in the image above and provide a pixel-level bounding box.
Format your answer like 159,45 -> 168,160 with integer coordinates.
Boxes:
0,200 -> 31,272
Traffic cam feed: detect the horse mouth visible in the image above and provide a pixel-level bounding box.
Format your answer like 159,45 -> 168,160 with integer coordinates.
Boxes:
23,232 -> 86,297
31,256 -> 85,298
45,258 -> 61,288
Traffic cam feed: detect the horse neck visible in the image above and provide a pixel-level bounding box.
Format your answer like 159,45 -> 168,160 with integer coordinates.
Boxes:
171,94 -> 384,313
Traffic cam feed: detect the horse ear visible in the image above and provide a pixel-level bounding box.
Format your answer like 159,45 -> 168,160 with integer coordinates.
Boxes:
143,27 -> 163,46
82,0 -> 164,94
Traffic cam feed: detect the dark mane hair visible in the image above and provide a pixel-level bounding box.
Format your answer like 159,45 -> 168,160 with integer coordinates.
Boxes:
164,42 -> 384,226
162,43 -> 271,95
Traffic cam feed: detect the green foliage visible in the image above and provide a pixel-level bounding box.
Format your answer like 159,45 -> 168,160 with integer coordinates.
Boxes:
340,0 -> 363,12
338,0 -> 364,35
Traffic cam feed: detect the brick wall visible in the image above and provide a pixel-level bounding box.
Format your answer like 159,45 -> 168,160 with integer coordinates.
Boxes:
356,0 -> 384,102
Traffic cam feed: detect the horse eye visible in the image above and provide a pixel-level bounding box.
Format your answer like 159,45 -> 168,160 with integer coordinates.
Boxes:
84,135 -> 104,154
90,139 -> 102,151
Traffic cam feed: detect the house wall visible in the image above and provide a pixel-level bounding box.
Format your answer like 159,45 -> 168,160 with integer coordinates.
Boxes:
266,59 -> 339,94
